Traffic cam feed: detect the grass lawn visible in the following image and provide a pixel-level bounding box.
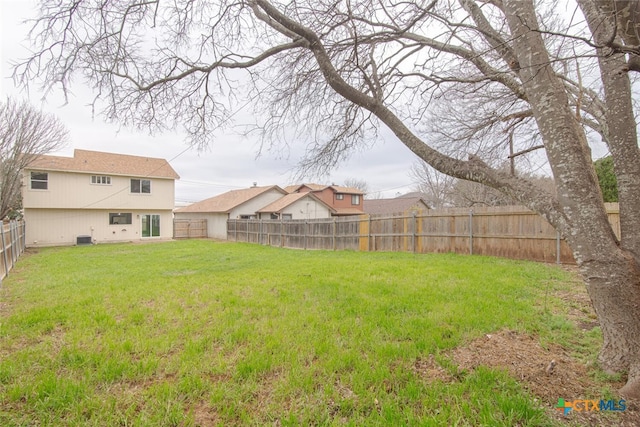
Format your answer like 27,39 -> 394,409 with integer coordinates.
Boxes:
0,240 -> 605,425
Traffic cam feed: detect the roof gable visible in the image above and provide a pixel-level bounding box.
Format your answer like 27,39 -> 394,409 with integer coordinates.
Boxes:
28,149 -> 180,179
176,186 -> 286,213
257,192 -> 335,213
363,197 -> 430,215
285,183 -> 364,195
285,183 -> 326,193
329,185 -> 364,195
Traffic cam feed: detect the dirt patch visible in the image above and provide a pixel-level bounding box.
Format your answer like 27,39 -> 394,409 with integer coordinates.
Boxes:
414,271 -> 640,426
190,401 -> 220,426
453,330 -> 590,401
413,354 -> 455,383
452,330 -> 637,426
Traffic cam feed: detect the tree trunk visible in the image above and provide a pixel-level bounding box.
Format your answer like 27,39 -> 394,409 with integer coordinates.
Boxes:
503,0 -> 640,396
578,252 -> 640,398
579,0 -> 640,259
576,0 -> 640,396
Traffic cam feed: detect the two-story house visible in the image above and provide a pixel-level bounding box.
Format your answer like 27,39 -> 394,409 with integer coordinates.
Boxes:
284,184 -> 365,216
23,149 -> 180,246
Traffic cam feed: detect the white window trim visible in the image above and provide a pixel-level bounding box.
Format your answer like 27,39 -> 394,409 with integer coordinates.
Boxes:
30,171 -> 48,190
130,178 -> 152,194
109,212 -> 132,225
91,175 -> 112,185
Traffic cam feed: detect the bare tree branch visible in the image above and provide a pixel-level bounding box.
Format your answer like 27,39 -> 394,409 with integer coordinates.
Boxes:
0,98 -> 68,219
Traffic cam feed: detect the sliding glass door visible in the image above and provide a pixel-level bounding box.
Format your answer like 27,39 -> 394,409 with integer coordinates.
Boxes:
141,214 -> 161,238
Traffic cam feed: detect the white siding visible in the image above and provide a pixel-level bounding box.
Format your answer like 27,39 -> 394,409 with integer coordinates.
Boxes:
257,196 -> 333,220
282,198 -> 332,219
173,212 -> 229,240
24,208 -> 174,246
228,189 -> 286,219
23,170 -> 175,210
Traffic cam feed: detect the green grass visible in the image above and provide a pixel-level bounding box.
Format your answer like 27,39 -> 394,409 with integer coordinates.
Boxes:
0,240 -> 585,425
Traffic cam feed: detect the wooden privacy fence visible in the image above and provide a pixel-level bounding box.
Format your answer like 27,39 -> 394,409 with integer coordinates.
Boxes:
227,216 -> 361,250
1,221 -> 26,282
174,219 -> 208,239
228,204 -> 621,264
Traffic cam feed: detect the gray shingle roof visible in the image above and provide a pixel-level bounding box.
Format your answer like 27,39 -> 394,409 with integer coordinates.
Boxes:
363,197 -> 430,215
175,186 -> 286,213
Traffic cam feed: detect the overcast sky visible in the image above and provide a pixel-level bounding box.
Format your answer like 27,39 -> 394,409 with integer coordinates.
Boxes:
0,0 -> 419,204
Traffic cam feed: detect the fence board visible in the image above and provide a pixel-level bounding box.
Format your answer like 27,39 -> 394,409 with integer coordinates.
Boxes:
173,219 -> 208,239
1,221 -> 26,282
227,204 -> 620,264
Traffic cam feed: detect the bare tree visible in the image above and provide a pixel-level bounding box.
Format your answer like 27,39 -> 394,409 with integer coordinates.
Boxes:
409,160 -> 456,208
411,160 -> 555,208
450,172 -> 557,208
342,177 -> 369,196
0,98 -> 68,220
13,0 -> 640,396
450,179 -> 513,208
365,190 -> 383,200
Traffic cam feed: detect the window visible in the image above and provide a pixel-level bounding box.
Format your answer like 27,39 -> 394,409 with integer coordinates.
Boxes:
336,194 -> 344,200
92,175 -> 111,185
131,179 -> 151,194
282,214 -> 293,220
109,213 -> 132,225
351,194 -> 361,205
239,214 -> 257,220
270,213 -> 279,220
30,172 -> 48,190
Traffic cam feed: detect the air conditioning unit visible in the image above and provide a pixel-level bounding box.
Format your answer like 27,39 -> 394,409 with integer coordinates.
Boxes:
76,235 -> 92,245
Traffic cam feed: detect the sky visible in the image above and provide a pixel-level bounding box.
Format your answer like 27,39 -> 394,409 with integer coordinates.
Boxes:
0,0 -> 419,205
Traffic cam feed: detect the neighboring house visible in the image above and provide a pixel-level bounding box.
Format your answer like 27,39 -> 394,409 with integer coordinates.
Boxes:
256,192 -> 336,220
285,183 -> 364,216
23,149 -> 180,246
363,196 -> 430,216
174,185 -> 287,239
397,191 -> 428,199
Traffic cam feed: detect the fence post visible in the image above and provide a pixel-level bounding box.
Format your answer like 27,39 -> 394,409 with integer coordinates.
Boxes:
469,210 -> 474,255
412,212 -> 417,253
1,224 -> 9,280
10,222 -> 16,263
19,221 -> 27,254
280,217 -> 284,248
14,221 -> 20,260
332,217 -> 336,250
304,220 -> 308,250
10,221 -> 17,263
368,215 -> 372,252
556,231 -> 561,265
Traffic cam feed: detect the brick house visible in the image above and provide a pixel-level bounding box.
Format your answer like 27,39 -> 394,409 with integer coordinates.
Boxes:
284,184 -> 365,216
